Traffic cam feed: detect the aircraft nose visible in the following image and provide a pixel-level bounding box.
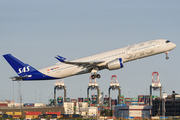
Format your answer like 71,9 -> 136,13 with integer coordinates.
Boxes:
172,43 -> 176,49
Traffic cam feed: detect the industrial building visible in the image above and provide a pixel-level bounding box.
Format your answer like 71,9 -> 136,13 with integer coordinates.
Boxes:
114,105 -> 152,118
152,91 -> 180,117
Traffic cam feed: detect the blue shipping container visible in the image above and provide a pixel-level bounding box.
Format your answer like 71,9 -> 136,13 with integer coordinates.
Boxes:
117,104 -> 126,106
131,103 -> 138,105
24,103 -> 34,106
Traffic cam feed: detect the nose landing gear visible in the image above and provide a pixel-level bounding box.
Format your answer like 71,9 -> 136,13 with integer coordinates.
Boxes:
166,51 -> 169,60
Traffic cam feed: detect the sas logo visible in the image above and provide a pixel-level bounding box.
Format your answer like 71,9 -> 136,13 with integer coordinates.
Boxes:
18,66 -> 30,74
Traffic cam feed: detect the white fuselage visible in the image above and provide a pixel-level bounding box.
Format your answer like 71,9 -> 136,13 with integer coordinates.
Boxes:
38,39 -> 176,79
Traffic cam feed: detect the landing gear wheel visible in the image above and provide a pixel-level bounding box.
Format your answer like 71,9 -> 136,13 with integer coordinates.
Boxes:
96,74 -> 101,79
165,51 -> 169,60
91,75 -> 96,79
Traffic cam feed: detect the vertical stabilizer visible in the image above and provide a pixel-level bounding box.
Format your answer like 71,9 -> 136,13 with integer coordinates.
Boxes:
3,54 -> 37,77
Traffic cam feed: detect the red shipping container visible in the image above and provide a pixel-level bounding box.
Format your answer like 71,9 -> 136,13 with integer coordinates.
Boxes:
90,104 -> 95,106
13,115 -> 22,118
45,112 -> 61,116
71,99 -> 77,102
74,102 -> 76,106
0,103 -> 8,107
138,98 -> 145,102
78,98 -> 83,102
26,111 -> 41,115
24,105 -> 34,107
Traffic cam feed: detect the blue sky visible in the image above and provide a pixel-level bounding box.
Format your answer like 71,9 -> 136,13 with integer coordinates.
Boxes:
0,0 -> 180,103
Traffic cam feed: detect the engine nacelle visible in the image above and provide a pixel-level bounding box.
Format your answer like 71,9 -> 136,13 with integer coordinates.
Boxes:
106,58 -> 124,70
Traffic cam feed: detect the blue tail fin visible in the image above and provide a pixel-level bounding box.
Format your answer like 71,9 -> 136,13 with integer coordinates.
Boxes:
3,54 -> 37,77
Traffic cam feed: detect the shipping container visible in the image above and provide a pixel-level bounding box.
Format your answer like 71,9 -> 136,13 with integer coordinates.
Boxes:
117,104 -> 126,106
26,111 -> 41,115
65,98 -> 71,102
39,114 -> 58,118
12,115 -> 22,118
90,104 -> 95,106
103,98 -> 109,104
34,103 -> 45,107
132,98 -> 138,101
131,103 -> 138,105
26,115 -> 39,119
0,103 -> 8,107
6,112 -> 22,115
2,114 -> 12,118
111,99 -> 117,106
138,97 -> 145,103
78,98 -> 84,102
84,98 -> 90,103
71,99 -> 77,102
125,98 -> 132,102
24,103 -> 34,107
24,103 -> 34,106
45,112 -> 61,116
57,97 -> 63,104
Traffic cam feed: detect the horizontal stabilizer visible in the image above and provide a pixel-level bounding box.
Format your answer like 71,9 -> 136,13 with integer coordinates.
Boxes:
10,75 -> 31,81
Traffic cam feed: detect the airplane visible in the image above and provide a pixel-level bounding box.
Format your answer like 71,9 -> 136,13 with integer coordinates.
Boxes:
3,39 -> 176,81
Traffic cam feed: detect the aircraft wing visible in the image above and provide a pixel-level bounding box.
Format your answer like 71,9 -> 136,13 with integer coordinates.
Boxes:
55,55 -> 105,66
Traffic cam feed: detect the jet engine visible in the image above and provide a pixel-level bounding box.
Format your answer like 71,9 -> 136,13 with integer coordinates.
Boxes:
106,58 -> 124,70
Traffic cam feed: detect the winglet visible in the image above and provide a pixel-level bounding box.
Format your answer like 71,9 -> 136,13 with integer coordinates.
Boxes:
55,55 -> 67,62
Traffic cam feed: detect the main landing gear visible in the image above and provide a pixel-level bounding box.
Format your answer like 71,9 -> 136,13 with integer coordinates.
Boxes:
91,73 -> 101,79
166,51 -> 169,60
91,67 -> 101,79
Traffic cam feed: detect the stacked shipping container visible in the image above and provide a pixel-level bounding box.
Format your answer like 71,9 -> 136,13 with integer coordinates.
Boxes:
145,95 -> 150,105
57,96 -> 63,106
120,95 -> 125,104
131,98 -> 138,105
138,95 -> 145,105
111,99 -> 117,106
84,98 -> 90,104
65,98 -> 71,102
49,99 -> 54,106
78,98 -> 84,102
91,95 -> 97,104
125,98 -> 131,106
103,98 -> 109,106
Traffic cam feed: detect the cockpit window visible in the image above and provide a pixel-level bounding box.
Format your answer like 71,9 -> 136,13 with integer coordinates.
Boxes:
166,40 -> 170,43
